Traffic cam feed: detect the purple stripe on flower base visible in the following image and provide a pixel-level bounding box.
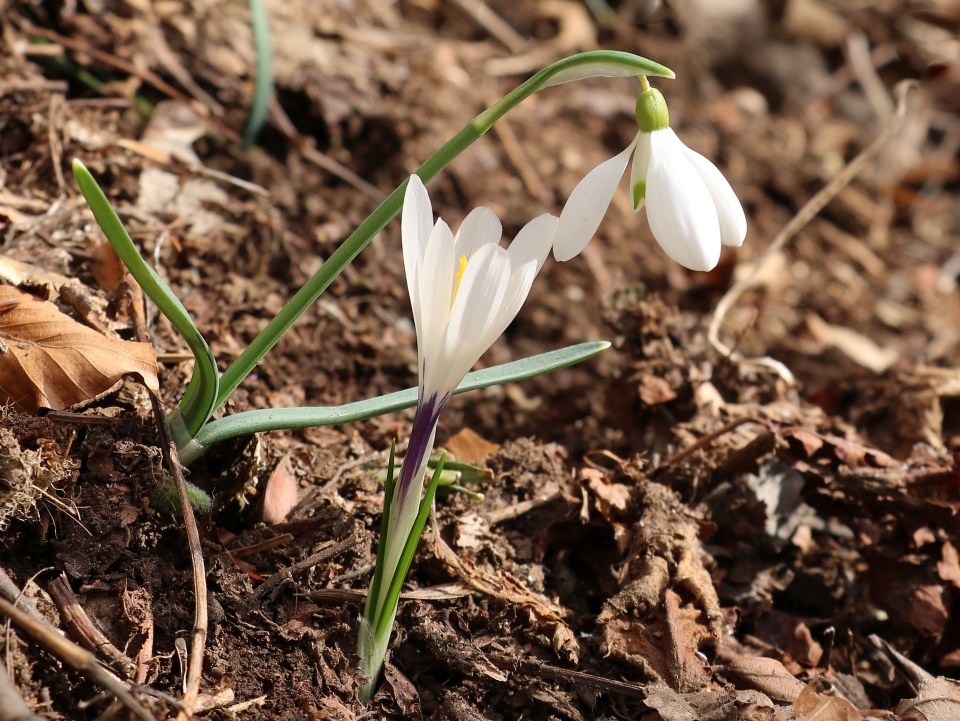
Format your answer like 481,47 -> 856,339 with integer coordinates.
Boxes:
393,391 -> 447,509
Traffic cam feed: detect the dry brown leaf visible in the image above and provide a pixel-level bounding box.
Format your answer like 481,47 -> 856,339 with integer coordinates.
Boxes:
806,313 -> 899,373
720,652 -> 806,702
938,541 -> 960,589
896,676 -> 960,721
643,683 -> 698,721
0,286 -> 159,412
906,585 -> 949,636
793,681 -> 860,721
444,427 -> 500,463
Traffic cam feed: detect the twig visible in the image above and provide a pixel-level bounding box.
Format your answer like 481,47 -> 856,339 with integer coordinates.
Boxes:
21,22 -> 241,143
255,534 -> 360,600
47,93 -> 66,195
652,417 -> 768,476
449,0 -> 528,53
0,596 -> 156,721
0,79 -> 69,96
490,110 -> 547,200
41,410 -> 114,425
147,392 -> 207,720
0,658 -> 45,721
489,653 -> 647,698
47,573 -> 137,679
267,96 -> 385,203
0,570 -> 46,627
229,533 -> 294,559
707,80 -> 918,379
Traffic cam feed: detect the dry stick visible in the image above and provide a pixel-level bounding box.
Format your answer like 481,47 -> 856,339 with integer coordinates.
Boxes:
147,392 -> 207,721
254,534 -> 361,600
491,654 -> 649,699
21,23 -> 241,144
47,93 -> 66,194
707,80 -> 918,379
266,96 -> 386,203
449,0 -> 528,53
652,416 -> 768,476
0,596 -> 156,721
0,658 -> 46,721
0,571 -> 45,627
47,573 -> 138,679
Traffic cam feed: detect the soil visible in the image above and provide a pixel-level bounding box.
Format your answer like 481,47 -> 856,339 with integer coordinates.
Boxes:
1,0 -> 959,719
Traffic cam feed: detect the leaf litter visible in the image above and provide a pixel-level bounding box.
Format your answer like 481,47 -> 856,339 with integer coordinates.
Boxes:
1,0 -> 960,719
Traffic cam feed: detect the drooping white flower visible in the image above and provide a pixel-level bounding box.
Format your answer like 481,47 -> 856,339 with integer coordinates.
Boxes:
553,85 -> 746,272
360,175 -> 557,697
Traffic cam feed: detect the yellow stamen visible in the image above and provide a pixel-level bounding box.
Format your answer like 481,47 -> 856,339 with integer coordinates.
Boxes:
453,254 -> 468,302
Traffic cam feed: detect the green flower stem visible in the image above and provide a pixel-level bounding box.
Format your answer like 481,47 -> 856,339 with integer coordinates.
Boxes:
359,453 -> 447,700
72,160 -> 219,438
364,439 -> 397,633
374,452 -> 446,639
215,51 -> 672,413
181,341 -> 609,465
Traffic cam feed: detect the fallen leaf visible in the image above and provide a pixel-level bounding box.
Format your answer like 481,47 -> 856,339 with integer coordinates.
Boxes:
806,313 -> 899,373
906,585 -> 949,636
0,286 -> 159,412
638,373 -> 678,405
444,427 -> 500,463
87,239 -> 127,291
793,681 -> 859,721
896,676 -> 960,721
787,622 -> 823,668
643,683 -> 698,721
938,541 -> 960,589
720,652 -> 806,702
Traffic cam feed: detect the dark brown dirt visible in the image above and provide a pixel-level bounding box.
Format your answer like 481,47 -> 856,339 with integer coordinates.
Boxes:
1,0 -> 959,719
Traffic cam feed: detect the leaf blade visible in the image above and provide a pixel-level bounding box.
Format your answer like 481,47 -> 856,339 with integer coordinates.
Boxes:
0,287 -> 159,412
184,341 -> 610,462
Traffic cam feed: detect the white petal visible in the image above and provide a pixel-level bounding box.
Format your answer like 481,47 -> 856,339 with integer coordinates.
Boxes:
685,148 -> 747,248
401,175 -> 433,311
455,206 -> 502,260
629,132 -> 652,212
553,139 -> 635,262
508,213 -> 558,273
417,219 -> 456,370
438,244 -> 511,393
487,257 -> 538,342
645,130 -> 721,272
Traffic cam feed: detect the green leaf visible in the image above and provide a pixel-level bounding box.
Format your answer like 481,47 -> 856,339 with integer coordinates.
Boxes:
242,0 -> 273,146
364,439 -> 396,625
181,341 -> 610,463
72,160 -> 219,438
375,452 -> 446,639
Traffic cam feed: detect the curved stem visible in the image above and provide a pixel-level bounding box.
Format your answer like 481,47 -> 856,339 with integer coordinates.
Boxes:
216,51 -> 672,410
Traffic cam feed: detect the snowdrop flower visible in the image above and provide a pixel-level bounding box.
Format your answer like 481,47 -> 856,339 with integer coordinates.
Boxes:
554,80 -> 746,271
360,175 -> 557,697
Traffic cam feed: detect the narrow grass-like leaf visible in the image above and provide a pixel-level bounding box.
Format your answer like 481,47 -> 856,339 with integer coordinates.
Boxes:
364,439 -> 396,624
183,341 -> 609,463
375,452 -> 446,639
72,160 -> 219,437
242,0 -> 273,146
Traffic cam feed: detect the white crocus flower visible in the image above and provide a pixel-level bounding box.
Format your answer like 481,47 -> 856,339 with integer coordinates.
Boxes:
553,84 -> 746,272
360,174 -> 557,698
